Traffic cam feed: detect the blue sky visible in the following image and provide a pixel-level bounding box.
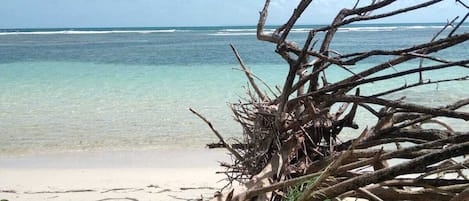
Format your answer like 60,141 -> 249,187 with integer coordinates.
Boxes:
0,0 -> 467,28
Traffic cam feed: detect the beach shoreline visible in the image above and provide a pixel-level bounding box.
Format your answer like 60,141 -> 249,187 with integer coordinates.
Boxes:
0,149 -> 228,201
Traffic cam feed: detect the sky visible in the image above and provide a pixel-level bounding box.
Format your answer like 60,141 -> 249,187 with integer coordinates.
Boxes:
0,0 -> 467,28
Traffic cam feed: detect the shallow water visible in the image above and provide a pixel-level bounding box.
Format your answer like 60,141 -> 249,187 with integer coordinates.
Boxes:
0,24 -> 468,155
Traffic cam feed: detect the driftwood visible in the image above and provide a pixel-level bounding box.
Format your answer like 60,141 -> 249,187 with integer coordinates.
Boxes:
191,1 -> 469,201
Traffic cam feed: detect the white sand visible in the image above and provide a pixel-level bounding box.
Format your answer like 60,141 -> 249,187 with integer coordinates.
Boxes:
0,149 -> 229,201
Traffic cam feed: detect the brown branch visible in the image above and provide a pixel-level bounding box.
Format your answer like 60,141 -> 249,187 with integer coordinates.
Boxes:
382,99 -> 469,132
230,44 -> 268,101
370,76 -> 468,97
278,0 -> 312,45
356,187 -> 384,201
298,128 -> 370,201
456,0 -> 469,9
189,108 -> 243,161
332,33 -> 469,89
308,0 -> 441,35
328,59 -> 469,95
417,159 -> 469,179
408,52 -> 469,68
321,95 -> 469,120
257,0 -> 279,44
232,68 -> 278,98
343,185 -> 454,201
382,178 -> 469,187
449,11 -> 469,37
284,33 -> 469,110
337,134 -> 469,174
340,0 -> 443,29
419,16 -> 459,82
307,141 -> 469,200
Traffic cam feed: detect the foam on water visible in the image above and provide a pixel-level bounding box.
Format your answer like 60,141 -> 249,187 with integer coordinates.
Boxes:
0,29 -> 177,35
1,23 -> 464,36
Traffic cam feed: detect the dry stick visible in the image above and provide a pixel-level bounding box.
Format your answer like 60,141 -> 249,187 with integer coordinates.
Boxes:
439,183 -> 469,193
352,0 -> 361,10
336,138 -> 465,180
257,0 -> 304,52
232,68 -> 278,98
286,33 -> 469,104
341,59 -> 469,89
339,37 -> 469,65
0,190 -> 16,193
356,187 -> 384,201
370,76 -> 468,97
257,1 -> 305,126
338,42 -> 468,91
309,5 -> 350,92
323,59 -> 469,97
304,0 -> 442,57
335,33 -> 469,85
257,0 -> 279,44
308,0 -> 395,88
298,127 -> 369,201
417,159 -> 469,180
307,141 -> 469,201
101,188 -> 144,193
339,0 -> 443,30
421,119 -> 455,132
272,10 -> 466,98
25,189 -> 96,194
189,108 -> 243,161
278,0 -> 312,44
342,185 -> 454,201
230,44 -> 268,102
321,95 -> 469,120
379,98 -> 469,134
277,31 -> 316,127
338,134 -> 469,173
347,0 -> 396,15
449,12 -> 469,37
311,0 -> 393,83
418,16 -> 459,82
277,65 -> 299,125
456,0 -> 469,9
382,178 -> 469,187
294,0 -> 448,80
338,36 -> 467,62
407,52 -> 469,68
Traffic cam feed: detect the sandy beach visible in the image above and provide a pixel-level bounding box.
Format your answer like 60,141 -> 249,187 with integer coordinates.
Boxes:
0,149 -> 228,201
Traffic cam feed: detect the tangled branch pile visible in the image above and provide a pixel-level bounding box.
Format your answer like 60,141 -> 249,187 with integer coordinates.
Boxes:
192,1 -> 469,200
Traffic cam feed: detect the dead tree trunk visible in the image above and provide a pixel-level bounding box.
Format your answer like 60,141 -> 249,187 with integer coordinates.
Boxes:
192,1 -> 469,201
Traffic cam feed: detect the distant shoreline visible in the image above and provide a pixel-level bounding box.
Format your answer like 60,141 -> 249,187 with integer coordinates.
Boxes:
1,22 -> 463,36
1,22 -> 464,31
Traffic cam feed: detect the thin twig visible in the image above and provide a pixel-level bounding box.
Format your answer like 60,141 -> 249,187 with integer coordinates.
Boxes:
189,108 -> 243,161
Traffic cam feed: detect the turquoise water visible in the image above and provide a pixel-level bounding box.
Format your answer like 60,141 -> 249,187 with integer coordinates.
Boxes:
0,24 -> 468,155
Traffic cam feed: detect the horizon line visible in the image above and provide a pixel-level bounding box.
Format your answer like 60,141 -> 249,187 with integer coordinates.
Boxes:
0,21 -> 460,30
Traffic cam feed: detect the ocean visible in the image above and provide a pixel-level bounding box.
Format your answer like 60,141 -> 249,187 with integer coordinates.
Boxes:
0,23 -> 468,156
